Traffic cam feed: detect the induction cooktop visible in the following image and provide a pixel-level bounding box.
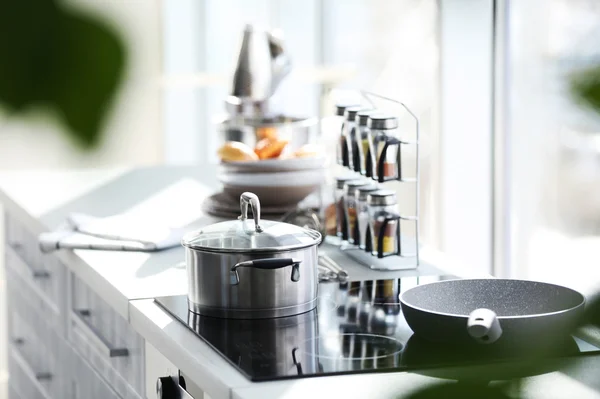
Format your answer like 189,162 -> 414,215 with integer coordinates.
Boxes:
154,275 -> 600,382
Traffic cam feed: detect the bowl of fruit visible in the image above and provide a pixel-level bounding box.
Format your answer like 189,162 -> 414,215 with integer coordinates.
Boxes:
217,139 -> 327,206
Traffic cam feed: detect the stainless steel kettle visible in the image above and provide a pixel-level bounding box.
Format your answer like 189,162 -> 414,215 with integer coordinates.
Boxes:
226,24 -> 292,117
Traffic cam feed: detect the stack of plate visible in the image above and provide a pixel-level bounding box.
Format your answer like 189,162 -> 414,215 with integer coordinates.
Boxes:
216,156 -> 328,208
201,192 -> 293,219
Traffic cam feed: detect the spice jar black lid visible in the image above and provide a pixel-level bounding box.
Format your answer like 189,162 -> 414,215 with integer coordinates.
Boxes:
335,102 -> 360,116
356,109 -> 377,126
335,175 -> 360,189
344,106 -> 367,121
367,189 -> 398,206
356,184 -> 379,200
368,114 -> 399,130
343,180 -> 370,196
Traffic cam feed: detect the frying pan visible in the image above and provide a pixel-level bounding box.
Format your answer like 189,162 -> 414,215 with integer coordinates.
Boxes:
400,279 -> 586,345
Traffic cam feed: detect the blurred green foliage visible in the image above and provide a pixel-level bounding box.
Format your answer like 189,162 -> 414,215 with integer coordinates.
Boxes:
0,0 -> 126,149
570,65 -> 600,118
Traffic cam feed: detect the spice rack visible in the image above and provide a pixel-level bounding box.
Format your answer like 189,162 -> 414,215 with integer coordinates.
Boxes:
335,91 -> 420,271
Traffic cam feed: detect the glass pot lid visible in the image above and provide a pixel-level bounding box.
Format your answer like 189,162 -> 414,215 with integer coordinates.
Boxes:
182,192 -> 322,253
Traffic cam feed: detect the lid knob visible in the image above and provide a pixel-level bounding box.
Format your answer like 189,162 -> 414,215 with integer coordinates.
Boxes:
239,192 -> 263,233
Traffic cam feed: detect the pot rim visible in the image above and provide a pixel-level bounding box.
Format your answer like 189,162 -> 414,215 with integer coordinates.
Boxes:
182,192 -> 322,252
181,232 -> 322,253
399,278 -> 586,319
215,113 -> 318,128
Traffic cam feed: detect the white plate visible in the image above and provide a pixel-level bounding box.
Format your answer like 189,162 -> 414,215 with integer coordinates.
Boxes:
218,169 -> 325,187
218,169 -> 326,206
219,155 -> 328,174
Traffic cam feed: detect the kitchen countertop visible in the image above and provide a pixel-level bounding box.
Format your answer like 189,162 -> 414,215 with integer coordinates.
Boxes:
0,166 -> 220,319
1,165 -> 599,399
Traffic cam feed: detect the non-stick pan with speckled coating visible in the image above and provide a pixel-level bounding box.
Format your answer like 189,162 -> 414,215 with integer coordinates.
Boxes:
400,279 -> 586,345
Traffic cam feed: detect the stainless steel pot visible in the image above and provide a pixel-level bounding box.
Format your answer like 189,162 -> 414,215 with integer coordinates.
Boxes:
182,192 -> 322,319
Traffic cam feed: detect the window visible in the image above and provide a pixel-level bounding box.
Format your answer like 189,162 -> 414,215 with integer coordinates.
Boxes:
161,0 -> 444,260
495,0 -> 600,289
162,0 -> 600,285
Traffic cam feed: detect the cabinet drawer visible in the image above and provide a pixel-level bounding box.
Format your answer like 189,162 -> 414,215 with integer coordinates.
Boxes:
4,253 -> 67,334
69,273 -> 145,399
4,214 -> 66,333
8,347 -> 52,399
70,348 -> 121,399
9,385 -> 23,399
5,213 -> 48,272
7,275 -> 70,399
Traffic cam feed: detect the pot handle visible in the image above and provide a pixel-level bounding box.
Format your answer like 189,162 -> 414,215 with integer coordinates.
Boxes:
230,258 -> 302,285
292,347 -> 303,375
239,192 -> 263,232
467,308 -> 503,344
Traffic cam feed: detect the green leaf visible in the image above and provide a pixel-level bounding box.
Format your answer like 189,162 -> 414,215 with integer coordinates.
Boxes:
569,65 -> 600,118
583,291 -> 600,327
0,0 -> 60,108
0,0 -> 126,149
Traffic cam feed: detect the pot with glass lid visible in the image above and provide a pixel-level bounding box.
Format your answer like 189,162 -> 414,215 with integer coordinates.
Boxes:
182,192 -> 322,319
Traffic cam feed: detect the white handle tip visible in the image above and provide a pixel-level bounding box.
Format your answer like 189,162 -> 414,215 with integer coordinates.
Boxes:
467,308 -> 503,344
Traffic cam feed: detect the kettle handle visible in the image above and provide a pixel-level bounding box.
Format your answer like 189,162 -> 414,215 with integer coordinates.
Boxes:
267,30 -> 285,58
267,31 -> 291,92
239,192 -> 263,232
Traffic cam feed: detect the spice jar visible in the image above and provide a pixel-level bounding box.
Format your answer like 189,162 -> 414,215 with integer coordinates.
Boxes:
367,190 -> 400,258
355,184 -> 379,250
367,114 -> 400,183
343,180 -> 371,245
355,109 -> 376,176
335,176 -> 360,241
336,103 -> 359,168
343,106 -> 365,172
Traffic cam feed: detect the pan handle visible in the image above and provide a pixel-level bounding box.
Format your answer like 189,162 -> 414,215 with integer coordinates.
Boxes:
467,308 -> 503,344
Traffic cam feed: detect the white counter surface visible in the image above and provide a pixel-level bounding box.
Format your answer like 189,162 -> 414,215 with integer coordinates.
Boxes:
1,166 -> 599,399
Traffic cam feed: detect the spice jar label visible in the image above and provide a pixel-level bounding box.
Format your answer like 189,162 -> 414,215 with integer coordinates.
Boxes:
372,220 -> 397,255
347,208 -> 357,241
372,236 -> 395,254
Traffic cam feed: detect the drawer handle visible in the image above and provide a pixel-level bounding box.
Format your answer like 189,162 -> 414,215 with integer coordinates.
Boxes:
8,244 -> 50,279
10,346 -> 52,397
71,309 -> 130,358
12,338 -> 53,381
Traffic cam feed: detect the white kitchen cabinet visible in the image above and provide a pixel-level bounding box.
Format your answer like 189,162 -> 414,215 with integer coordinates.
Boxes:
3,211 -> 146,399
69,343 -> 122,399
6,267 -> 69,399
145,341 -> 179,399
7,348 -> 52,399
69,272 -> 145,399
5,214 -> 67,335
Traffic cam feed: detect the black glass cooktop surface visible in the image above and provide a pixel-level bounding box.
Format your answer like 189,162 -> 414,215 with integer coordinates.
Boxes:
154,275 -> 600,382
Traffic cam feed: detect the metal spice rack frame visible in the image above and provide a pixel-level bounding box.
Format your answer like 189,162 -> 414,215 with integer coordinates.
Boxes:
337,90 -> 420,271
